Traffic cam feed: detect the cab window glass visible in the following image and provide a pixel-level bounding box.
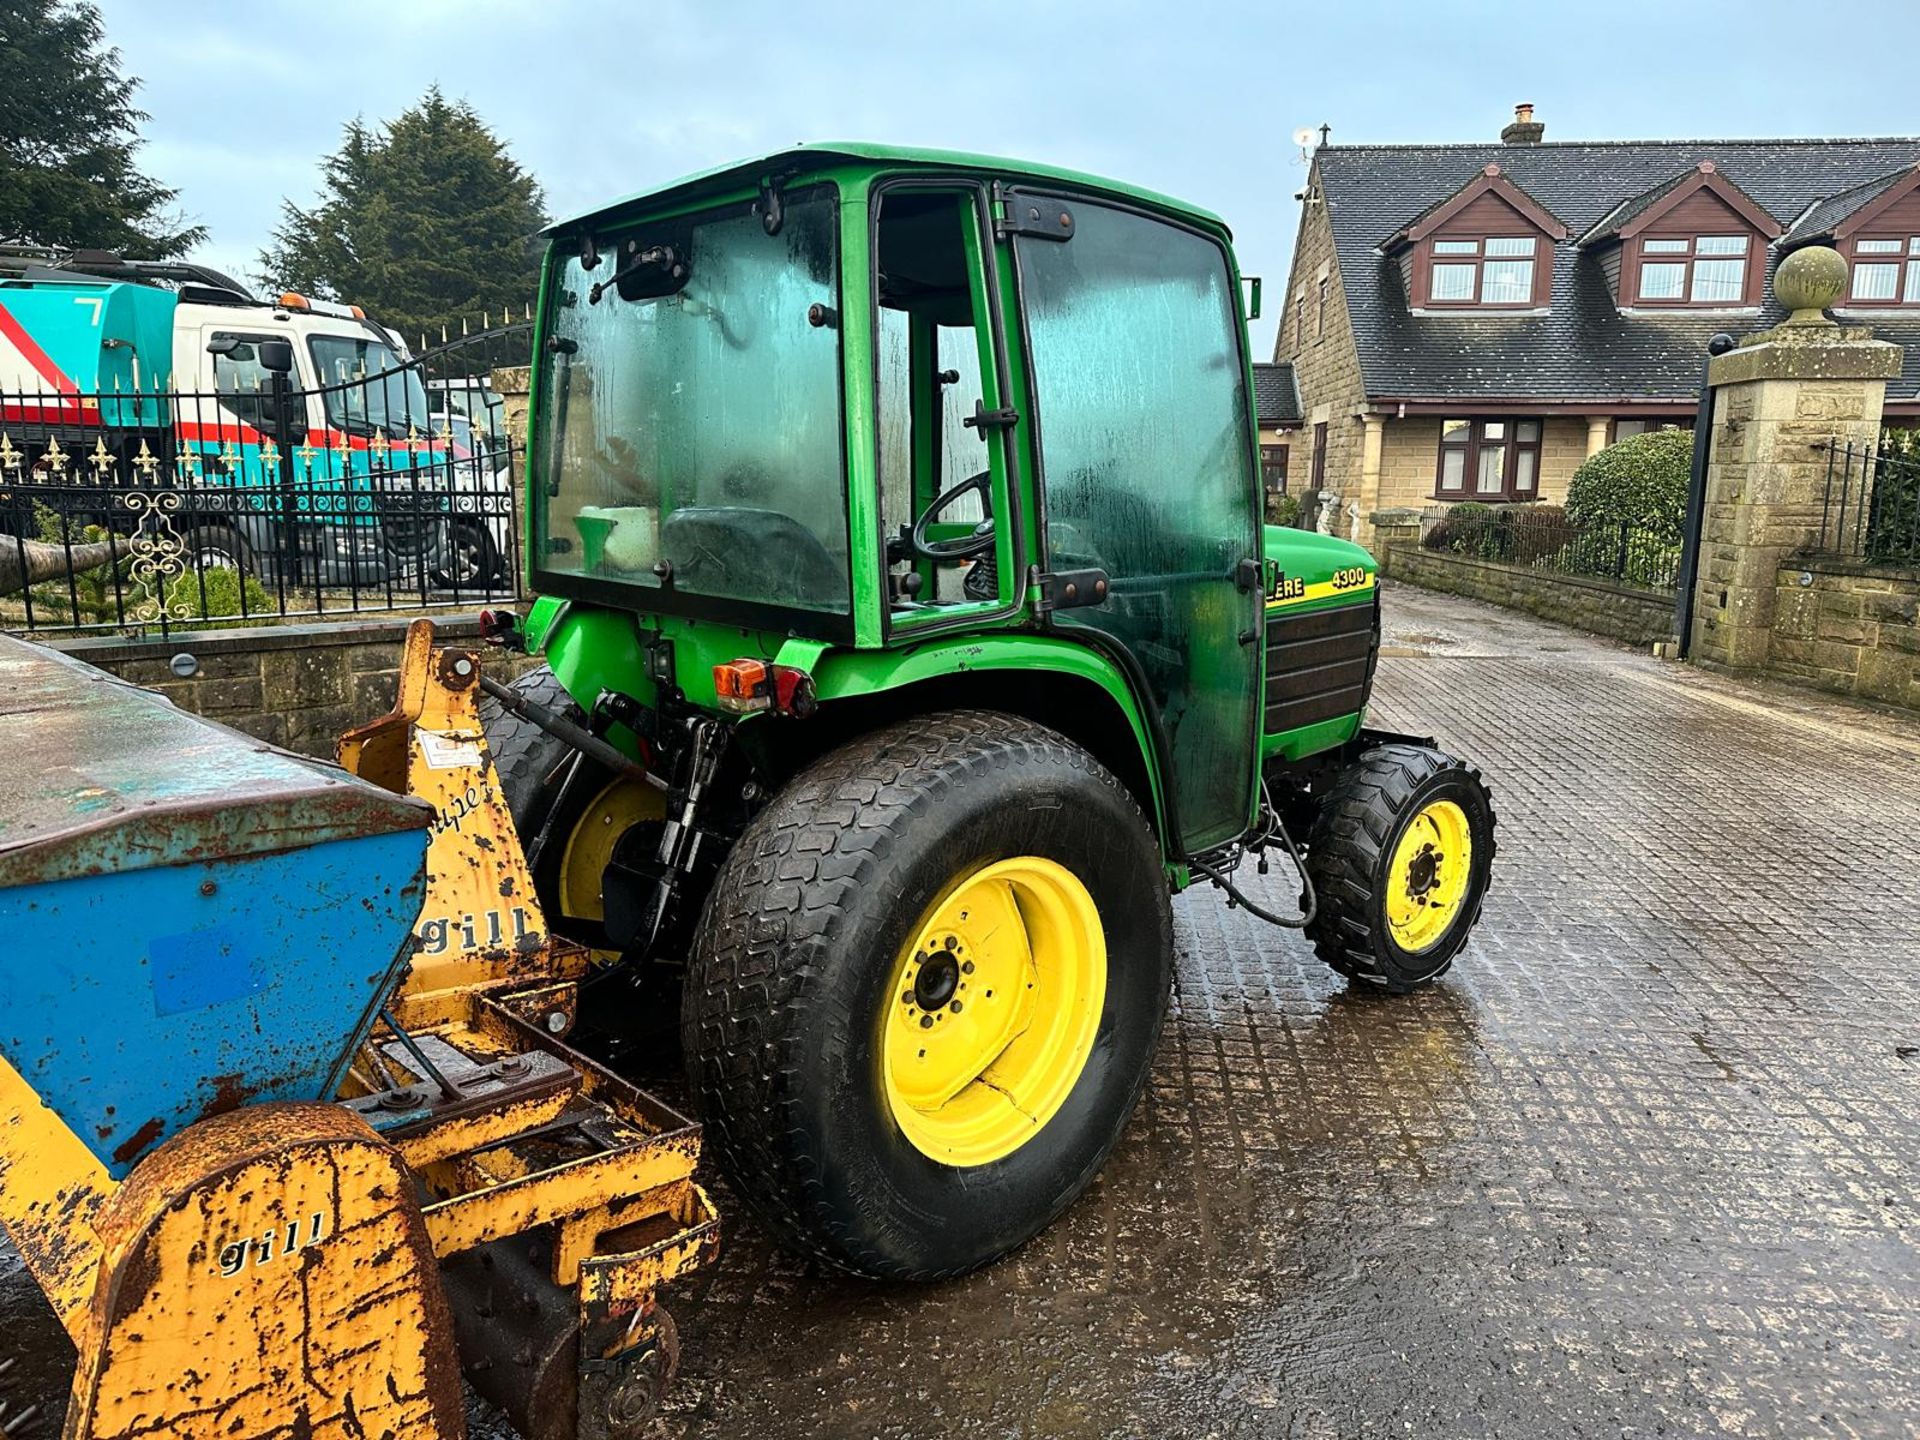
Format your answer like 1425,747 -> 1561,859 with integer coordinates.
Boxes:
1017,199 -> 1261,850
874,189 -> 999,610
536,188 -> 848,616
209,333 -> 273,427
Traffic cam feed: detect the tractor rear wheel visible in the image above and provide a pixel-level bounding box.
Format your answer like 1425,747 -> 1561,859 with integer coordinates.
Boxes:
481,663 -> 579,836
1304,744 -> 1496,993
480,666 -> 667,956
681,711 -> 1172,1280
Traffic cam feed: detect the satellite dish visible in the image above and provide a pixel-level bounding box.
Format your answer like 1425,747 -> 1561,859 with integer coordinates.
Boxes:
1293,126 -> 1318,148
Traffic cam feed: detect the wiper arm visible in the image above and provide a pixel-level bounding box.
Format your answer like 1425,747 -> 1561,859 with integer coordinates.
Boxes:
589,244 -> 686,305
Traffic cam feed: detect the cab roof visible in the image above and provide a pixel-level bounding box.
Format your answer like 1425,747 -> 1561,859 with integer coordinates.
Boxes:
545,142 -> 1230,239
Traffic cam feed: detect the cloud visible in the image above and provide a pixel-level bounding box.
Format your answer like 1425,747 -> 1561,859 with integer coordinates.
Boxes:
91,0 -> 1920,350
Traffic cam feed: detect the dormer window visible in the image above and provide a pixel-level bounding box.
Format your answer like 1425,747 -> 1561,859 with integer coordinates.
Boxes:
1847,236 -> 1920,305
1580,161 -> 1781,310
1429,237 -> 1539,305
1383,164 -> 1567,313
1634,235 -> 1751,305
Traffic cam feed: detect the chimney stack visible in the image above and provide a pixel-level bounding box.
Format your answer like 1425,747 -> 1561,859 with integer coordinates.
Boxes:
1501,102 -> 1544,146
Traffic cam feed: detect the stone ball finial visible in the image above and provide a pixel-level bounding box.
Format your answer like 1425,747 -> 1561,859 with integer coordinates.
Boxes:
1773,245 -> 1848,325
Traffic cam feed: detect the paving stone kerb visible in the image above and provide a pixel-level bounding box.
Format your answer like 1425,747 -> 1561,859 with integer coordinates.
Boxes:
40,613 -> 542,758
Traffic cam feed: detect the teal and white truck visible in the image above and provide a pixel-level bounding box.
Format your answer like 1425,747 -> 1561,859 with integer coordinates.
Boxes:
0,250 -> 502,585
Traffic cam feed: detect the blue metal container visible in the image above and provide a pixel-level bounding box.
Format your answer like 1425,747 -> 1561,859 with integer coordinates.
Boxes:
0,637 -> 432,1177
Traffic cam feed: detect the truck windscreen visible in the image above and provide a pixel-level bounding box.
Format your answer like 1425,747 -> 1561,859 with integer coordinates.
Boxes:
309,334 -> 433,438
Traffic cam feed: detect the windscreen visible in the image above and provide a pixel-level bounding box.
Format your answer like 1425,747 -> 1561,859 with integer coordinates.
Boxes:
308,334 -> 431,437
534,188 -> 848,616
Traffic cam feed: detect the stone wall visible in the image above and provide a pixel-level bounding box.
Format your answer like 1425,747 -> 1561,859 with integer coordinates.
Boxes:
44,613 -> 543,759
1768,557 -> 1920,709
1383,542 -> 1678,648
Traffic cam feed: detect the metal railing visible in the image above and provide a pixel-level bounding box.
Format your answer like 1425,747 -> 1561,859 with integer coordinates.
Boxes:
1820,439 -> 1920,567
0,328 -> 529,637
1420,505 -> 1684,594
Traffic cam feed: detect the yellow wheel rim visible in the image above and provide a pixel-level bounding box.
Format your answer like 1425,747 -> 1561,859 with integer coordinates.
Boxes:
1384,799 -> 1473,954
558,777 -> 667,961
881,856 -> 1106,1168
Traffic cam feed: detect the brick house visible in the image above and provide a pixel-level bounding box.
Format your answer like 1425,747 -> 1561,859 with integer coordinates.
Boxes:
1271,105 -> 1920,543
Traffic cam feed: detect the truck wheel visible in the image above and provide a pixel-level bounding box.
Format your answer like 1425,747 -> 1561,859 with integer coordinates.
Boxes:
430,521 -> 500,590
682,711 -> 1172,1280
184,524 -> 252,574
1305,744 -> 1496,994
479,666 -> 667,953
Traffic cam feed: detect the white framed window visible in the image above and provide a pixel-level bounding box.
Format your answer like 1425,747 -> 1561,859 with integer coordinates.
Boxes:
1848,236 -> 1920,305
1424,236 -> 1538,306
1635,234 -> 1750,305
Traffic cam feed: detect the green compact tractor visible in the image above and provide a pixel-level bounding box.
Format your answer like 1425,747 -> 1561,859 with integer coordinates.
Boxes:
482,144 -> 1495,1281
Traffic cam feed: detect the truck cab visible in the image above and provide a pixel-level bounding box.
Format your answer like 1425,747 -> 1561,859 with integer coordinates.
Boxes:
0,252 -> 471,584
525,145 -> 1378,854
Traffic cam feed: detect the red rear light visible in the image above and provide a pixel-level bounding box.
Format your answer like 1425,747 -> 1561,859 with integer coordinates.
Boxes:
713,659 -> 816,717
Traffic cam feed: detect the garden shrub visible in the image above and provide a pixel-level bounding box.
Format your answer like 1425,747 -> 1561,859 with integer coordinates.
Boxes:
160,563 -> 271,620
1564,429 -> 1693,540
1264,492 -> 1302,528
1501,503 -> 1576,564
1422,500 -> 1495,552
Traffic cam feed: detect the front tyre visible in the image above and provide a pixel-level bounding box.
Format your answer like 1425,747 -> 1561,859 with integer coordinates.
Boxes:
682,711 -> 1172,1280
1305,744 -> 1496,993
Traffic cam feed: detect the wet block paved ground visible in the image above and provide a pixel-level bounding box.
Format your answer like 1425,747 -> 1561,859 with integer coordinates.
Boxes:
5,584 -> 1918,1438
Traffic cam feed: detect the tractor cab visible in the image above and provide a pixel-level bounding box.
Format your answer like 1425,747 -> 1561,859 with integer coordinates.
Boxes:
532,144 -> 1270,853
491,144 -> 1487,1288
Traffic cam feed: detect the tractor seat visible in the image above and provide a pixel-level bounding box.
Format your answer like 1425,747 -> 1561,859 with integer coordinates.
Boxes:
661,506 -> 846,610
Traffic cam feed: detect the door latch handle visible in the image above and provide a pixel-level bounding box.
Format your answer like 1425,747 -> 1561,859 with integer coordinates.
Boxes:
1233,557 -> 1261,593
963,400 -> 1020,432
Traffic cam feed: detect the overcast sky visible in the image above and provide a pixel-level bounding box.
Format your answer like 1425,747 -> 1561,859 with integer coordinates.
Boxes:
97,0 -> 1920,351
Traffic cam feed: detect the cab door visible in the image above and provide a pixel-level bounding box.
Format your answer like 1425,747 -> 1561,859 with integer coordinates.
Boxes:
1009,192 -> 1264,855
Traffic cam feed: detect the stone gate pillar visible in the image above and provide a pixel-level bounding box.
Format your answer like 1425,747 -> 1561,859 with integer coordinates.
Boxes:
1690,247 -> 1903,670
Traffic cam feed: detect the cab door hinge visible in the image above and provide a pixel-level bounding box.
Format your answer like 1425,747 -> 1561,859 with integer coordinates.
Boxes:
1033,567 -> 1109,615
995,184 -> 1076,243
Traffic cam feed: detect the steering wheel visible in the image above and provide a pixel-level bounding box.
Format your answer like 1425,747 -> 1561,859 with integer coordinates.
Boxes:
910,469 -> 995,559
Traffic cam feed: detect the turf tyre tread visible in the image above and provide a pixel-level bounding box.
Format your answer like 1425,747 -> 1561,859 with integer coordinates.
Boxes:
681,709 -> 1170,1281
478,663 -> 584,837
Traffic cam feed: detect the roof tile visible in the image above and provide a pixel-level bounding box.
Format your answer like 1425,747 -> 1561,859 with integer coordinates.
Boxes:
1314,138 -> 1920,403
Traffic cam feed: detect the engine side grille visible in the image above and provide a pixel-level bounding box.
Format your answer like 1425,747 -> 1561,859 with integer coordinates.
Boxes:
1263,595 -> 1380,735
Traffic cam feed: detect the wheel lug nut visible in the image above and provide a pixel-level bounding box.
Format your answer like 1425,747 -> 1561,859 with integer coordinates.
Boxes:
920,1014 -> 934,1029
943,936 -> 958,951
950,1000 -> 963,1014
961,960 -> 974,974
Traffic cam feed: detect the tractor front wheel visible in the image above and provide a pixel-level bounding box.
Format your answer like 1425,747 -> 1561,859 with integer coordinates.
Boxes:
1305,743 -> 1496,993
682,711 -> 1172,1280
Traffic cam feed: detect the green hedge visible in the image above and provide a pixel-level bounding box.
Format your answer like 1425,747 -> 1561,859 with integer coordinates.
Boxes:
1564,429 -> 1694,539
